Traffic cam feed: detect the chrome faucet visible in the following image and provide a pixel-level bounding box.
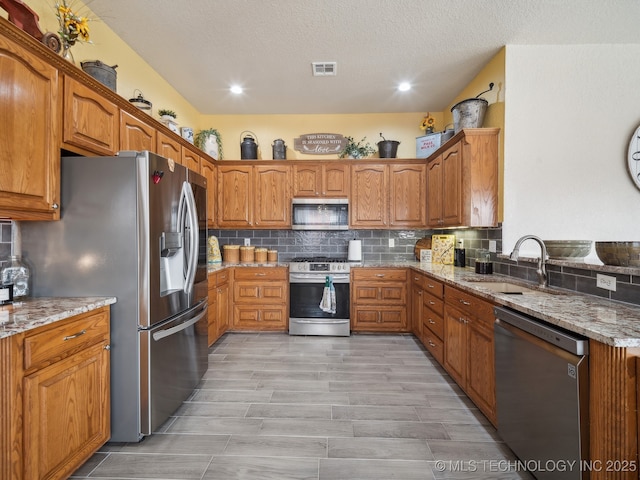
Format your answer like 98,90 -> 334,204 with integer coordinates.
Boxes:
510,235 -> 549,287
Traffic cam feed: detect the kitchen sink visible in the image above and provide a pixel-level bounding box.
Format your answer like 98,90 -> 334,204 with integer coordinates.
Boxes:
467,280 -> 564,295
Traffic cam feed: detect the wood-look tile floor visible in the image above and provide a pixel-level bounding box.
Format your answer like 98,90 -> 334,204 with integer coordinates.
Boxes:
71,333 -> 534,480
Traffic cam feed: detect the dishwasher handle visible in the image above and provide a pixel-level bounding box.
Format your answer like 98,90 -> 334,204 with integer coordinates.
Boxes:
494,306 -> 588,356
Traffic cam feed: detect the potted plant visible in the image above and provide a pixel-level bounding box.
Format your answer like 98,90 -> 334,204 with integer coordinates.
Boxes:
339,136 -> 376,159
195,128 -> 223,160
158,109 -> 177,121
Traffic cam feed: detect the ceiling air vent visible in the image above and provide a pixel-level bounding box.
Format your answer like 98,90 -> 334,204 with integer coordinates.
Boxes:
312,62 -> 337,76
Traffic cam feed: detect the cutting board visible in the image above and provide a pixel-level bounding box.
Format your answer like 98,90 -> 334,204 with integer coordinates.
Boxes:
414,237 -> 432,260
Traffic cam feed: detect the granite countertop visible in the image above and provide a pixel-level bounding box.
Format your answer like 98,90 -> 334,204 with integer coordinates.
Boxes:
207,262 -> 288,273
383,260 -> 640,348
0,297 -> 116,340
209,259 -> 640,346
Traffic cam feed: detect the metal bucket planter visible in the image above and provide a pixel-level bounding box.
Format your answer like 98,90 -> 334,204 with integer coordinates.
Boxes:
81,60 -> 117,91
450,82 -> 494,133
451,98 -> 488,133
378,140 -> 400,158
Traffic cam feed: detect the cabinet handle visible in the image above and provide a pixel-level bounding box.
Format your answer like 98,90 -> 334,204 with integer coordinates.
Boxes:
458,317 -> 468,324
428,340 -> 436,347
428,319 -> 436,324
429,300 -> 436,305
427,284 -> 436,289
51,203 -> 59,210
459,299 -> 471,306
256,273 -> 266,276
375,274 -> 385,278
63,329 -> 86,341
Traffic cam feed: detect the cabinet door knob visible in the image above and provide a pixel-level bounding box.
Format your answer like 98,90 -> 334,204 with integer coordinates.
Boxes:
104,344 -> 111,350
51,203 -> 59,210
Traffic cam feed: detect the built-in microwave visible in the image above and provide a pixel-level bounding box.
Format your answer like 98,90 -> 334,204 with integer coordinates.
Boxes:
291,198 -> 349,230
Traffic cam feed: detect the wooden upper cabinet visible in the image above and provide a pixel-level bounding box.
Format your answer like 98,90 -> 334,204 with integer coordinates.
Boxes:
389,163 -> 426,228
426,155 -> 443,227
0,32 -> 60,220
293,164 -> 321,196
200,159 -> 216,227
293,163 -> 349,197
120,110 -> 156,151
63,76 -> 119,156
426,129 -> 499,228
217,165 -> 253,228
350,164 -> 389,228
182,147 -> 201,173
157,131 -> 182,165
254,166 -> 291,228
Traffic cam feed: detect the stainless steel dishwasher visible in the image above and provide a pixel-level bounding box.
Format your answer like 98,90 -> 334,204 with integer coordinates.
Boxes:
494,307 -> 589,480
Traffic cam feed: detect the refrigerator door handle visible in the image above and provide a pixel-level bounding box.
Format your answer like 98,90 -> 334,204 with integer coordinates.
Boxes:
152,305 -> 207,341
181,181 -> 199,295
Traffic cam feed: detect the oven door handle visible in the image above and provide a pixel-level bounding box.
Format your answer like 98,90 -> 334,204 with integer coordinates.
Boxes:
291,319 -> 350,325
289,274 -> 350,283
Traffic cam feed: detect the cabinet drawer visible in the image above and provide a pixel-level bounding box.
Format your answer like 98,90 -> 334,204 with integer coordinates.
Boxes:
234,281 -> 286,303
216,269 -> 230,284
353,306 -> 407,331
445,285 -> 494,319
352,268 -> 407,282
233,305 -> 287,330
24,308 -> 109,372
422,291 -> 444,317
423,277 -> 444,298
422,332 -> 444,365
234,267 -> 287,281
422,310 -> 444,340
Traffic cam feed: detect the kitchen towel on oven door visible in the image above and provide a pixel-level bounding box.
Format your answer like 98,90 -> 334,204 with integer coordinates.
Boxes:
319,275 -> 337,314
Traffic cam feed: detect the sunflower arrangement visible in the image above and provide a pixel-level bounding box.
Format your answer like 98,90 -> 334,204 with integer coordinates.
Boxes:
420,113 -> 436,134
55,0 -> 91,46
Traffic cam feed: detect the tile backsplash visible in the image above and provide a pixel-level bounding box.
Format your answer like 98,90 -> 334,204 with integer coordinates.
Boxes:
207,227 -> 502,263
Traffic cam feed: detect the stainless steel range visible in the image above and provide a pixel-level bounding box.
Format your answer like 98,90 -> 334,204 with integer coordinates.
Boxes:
288,257 -> 353,336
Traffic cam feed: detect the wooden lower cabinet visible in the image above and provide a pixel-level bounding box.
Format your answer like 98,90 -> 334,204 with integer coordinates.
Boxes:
232,267 -> 288,331
1,306 -> 111,480
207,269 -> 230,346
443,285 -> 497,425
351,268 -> 408,332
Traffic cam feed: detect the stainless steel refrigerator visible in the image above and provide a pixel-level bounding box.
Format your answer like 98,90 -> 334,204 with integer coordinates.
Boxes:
22,151 -> 209,442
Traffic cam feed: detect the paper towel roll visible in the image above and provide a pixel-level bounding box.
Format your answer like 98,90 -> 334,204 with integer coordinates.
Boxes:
348,239 -> 362,261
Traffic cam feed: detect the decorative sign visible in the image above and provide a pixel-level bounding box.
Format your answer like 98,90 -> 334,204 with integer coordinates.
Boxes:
293,133 -> 347,155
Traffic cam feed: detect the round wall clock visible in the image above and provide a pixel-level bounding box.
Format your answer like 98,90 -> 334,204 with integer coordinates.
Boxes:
628,124 -> 640,190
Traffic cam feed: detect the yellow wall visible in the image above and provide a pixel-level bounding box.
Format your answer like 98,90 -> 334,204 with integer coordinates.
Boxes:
199,112 -> 443,160
445,48 -> 505,221
2,0 -> 202,127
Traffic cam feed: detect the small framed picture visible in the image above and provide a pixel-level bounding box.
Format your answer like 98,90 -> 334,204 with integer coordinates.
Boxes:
181,127 -> 194,143
420,249 -> 432,263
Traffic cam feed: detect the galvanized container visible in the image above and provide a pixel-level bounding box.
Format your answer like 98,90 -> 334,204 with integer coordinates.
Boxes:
451,98 -> 487,133
81,60 -> 117,91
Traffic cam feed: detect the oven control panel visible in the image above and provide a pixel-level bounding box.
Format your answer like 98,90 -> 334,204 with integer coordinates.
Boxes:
289,262 -> 352,273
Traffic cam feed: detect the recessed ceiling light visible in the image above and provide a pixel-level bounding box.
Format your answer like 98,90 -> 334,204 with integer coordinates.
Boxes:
230,85 -> 243,94
398,82 -> 411,92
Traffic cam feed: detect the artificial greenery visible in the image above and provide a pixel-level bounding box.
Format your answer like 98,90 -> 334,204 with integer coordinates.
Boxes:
339,136 -> 376,159
158,109 -> 177,118
194,128 -> 224,160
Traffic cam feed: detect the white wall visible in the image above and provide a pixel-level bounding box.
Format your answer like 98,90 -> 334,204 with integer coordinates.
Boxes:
503,44 -> 640,262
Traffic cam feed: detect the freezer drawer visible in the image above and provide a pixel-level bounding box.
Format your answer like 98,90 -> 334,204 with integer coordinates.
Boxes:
140,301 -> 208,436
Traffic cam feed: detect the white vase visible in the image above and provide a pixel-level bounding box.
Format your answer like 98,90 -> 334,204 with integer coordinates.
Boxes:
204,135 -> 219,160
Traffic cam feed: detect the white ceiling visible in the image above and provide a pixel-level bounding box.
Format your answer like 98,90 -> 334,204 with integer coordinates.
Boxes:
88,0 -> 640,115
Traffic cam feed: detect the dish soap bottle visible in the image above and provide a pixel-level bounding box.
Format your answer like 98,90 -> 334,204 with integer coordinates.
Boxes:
1,255 -> 31,299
